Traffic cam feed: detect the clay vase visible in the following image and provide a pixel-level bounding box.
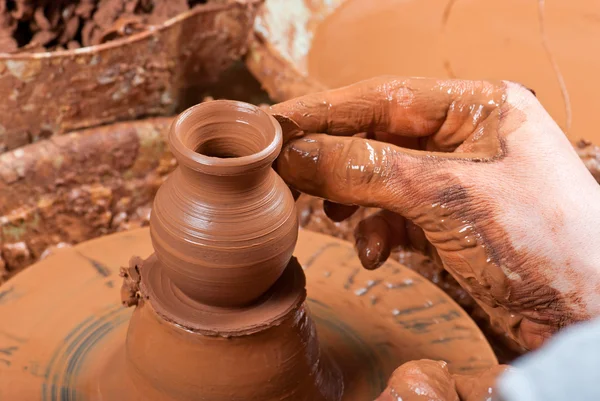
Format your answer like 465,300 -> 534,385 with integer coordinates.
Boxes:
118,101 -> 344,400
149,100 -> 298,307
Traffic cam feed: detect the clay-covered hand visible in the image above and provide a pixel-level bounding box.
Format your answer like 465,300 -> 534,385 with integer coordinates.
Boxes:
271,76 -> 600,350
374,359 -> 509,401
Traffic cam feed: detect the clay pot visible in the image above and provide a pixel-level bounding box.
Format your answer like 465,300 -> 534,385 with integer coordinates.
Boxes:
149,100 -> 298,307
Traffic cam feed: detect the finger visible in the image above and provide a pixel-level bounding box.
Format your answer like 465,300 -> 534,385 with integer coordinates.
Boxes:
376,360 -> 459,401
372,132 -> 423,149
354,210 -> 404,270
276,134 -> 444,214
353,210 -> 437,270
322,201 -> 358,222
405,219 -> 429,254
272,114 -> 304,144
454,365 -> 510,401
270,76 -> 505,142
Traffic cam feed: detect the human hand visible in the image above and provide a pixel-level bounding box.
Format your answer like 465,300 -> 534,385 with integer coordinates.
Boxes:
271,76 -> 600,350
374,360 -> 509,401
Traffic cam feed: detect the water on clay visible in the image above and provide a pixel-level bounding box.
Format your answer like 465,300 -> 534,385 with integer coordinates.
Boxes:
307,0 -> 600,143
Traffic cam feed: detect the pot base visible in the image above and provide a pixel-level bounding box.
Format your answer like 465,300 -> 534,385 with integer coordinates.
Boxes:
0,228 -> 497,400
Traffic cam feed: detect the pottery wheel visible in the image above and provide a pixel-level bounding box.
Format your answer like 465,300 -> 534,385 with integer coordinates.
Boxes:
0,228 -> 496,400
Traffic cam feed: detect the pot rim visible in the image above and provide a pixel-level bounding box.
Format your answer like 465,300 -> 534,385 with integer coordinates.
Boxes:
169,99 -> 283,176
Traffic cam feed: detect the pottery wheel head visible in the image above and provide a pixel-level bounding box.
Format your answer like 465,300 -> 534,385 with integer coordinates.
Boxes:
0,228 -> 495,400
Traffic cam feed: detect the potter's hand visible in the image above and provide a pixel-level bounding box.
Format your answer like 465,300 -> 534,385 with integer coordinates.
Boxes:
374,360 -> 509,401
271,76 -> 600,350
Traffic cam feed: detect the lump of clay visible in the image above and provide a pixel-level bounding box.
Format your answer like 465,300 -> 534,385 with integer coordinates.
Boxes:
0,0 -> 206,53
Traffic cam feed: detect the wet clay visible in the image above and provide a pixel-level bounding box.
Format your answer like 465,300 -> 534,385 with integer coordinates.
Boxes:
0,227 -> 497,400
0,0 -> 203,53
307,0 -> 600,143
150,100 -> 298,308
113,257 -> 343,400
376,360 -> 460,401
453,365 -> 510,401
120,100 -> 343,400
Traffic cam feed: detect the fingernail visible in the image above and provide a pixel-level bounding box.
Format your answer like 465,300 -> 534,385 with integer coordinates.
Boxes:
363,247 -> 384,270
287,137 -> 320,160
273,114 -> 304,143
355,236 -> 367,253
356,236 -> 385,270
278,138 -> 324,195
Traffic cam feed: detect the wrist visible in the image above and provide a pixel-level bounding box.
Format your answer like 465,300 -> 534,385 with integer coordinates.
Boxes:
556,182 -> 600,319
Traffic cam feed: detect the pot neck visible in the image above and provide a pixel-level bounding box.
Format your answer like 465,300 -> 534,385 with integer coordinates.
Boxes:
169,100 -> 283,177
178,163 -> 274,193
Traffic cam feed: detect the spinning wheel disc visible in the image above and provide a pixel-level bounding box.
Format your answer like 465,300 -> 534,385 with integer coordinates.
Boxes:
0,228 -> 496,400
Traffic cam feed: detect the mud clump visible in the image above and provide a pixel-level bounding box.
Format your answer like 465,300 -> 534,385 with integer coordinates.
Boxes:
0,0 -> 207,53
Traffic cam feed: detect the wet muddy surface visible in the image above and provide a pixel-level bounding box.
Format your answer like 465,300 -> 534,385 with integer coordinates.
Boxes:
0,0 -> 208,53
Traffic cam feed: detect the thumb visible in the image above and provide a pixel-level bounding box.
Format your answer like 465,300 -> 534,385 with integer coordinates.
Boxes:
276,134 -> 445,214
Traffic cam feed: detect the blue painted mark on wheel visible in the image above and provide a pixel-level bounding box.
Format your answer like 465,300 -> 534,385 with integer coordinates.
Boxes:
42,305 -> 131,401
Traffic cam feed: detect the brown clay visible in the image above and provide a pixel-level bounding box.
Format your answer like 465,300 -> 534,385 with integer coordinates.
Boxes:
111,256 -> 343,401
454,365 -> 510,401
150,100 -> 298,307
295,195 -> 529,364
116,100 -> 344,400
0,0 -> 260,151
1,111 -> 596,282
376,360 -> 460,401
0,228 -> 497,400
575,139 -> 600,183
249,0 -> 600,144
0,117 -> 175,281
0,99 -> 500,397
0,0 -> 197,54
0,112 -> 594,365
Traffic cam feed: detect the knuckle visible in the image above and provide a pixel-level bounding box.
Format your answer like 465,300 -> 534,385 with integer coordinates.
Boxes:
503,80 -> 538,108
339,138 -> 380,188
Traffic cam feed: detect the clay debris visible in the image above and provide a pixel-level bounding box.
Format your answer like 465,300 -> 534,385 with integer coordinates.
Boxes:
574,139 -> 600,183
0,117 -> 174,281
0,0 -> 206,53
120,256 -> 143,306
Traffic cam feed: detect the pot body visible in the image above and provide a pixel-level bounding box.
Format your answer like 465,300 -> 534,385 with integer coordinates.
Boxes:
149,100 -> 298,307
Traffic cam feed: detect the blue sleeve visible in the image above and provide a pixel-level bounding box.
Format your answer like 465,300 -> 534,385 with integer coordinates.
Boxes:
497,318 -> 600,401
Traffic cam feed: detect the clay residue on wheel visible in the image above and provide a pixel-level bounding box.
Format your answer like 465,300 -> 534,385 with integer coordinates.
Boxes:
0,0 -> 207,53
120,256 -> 144,307
295,194 -> 527,363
